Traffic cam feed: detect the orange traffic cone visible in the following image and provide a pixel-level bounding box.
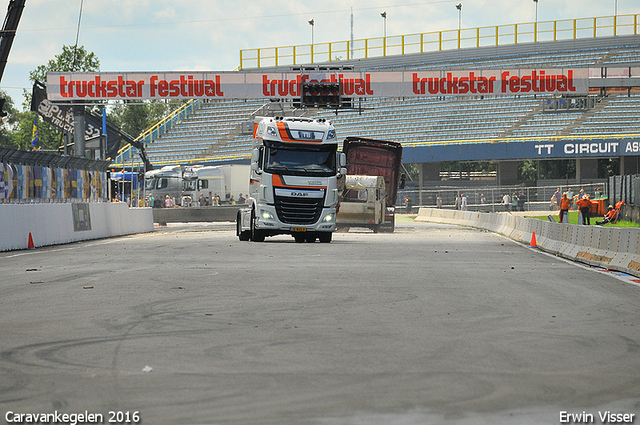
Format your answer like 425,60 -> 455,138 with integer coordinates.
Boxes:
529,231 -> 537,248
27,232 -> 35,250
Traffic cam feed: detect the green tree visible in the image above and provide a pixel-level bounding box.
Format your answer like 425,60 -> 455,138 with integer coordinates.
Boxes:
0,89 -> 19,148
9,45 -> 101,151
29,45 -> 99,83
110,100 -> 185,140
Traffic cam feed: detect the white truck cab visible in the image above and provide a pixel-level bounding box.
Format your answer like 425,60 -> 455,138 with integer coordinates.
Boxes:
237,116 -> 346,243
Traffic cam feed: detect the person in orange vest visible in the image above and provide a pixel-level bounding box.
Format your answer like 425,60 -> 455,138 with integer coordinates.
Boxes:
576,194 -> 592,225
596,205 -> 617,226
559,192 -> 571,223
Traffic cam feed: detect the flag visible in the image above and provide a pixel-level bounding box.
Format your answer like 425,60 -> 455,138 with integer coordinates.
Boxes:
31,115 -> 38,147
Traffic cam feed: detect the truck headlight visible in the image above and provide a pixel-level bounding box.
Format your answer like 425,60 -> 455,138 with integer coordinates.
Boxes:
261,210 -> 274,220
323,213 -> 334,222
267,126 -> 277,137
327,129 -> 336,140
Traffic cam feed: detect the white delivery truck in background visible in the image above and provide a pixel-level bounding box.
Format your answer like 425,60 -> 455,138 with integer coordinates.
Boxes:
182,164 -> 250,204
182,165 -> 225,204
144,165 -> 182,201
146,164 -> 250,205
236,116 -> 346,243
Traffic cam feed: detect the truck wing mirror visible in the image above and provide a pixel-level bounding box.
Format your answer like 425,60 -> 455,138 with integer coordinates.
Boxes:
251,148 -> 261,173
339,152 -> 347,167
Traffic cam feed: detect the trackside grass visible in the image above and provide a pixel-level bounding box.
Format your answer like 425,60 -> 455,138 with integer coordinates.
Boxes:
528,211 -> 640,228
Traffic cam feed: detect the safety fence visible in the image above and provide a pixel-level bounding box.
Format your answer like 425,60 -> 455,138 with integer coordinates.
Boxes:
0,148 -> 110,204
398,182 -> 606,213
416,207 -> 640,278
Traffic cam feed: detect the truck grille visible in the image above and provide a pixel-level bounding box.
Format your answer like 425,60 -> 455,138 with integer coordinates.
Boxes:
274,195 -> 324,225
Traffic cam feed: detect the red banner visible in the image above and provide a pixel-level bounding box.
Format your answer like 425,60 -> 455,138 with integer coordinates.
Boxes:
46,68 -> 589,101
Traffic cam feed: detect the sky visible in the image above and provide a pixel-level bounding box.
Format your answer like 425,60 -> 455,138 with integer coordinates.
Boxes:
2,0 -> 639,108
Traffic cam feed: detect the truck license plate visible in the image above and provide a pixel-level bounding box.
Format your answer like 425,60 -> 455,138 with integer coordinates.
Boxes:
291,227 -> 307,232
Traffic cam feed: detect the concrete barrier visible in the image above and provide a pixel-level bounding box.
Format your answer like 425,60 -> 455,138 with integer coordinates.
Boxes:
0,203 -> 153,252
416,207 -> 640,278
152,205 -> 241,223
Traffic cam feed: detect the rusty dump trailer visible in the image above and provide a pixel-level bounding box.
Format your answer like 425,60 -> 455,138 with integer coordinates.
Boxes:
339,137 -> 403,232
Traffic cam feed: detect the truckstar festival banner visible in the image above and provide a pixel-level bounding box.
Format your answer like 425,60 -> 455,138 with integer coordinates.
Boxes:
46,68 -> 589,101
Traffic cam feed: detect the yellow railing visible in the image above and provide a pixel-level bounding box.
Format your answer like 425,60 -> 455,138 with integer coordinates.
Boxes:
239,14 -> 639,69
114,99 -> 200,165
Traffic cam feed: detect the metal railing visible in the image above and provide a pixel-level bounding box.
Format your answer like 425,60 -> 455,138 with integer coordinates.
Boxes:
397,182 -> 607,213
113,99 -> 202,166
239,14 -> 639,69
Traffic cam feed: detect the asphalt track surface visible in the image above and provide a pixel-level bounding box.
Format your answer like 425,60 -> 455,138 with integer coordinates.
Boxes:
0,220 -> 639,425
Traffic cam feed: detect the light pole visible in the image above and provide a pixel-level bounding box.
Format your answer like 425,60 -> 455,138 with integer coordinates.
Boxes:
614,0 -> 618,15
381,11 -> 387,38
308,19 -> 314,45
456,3 -> 462,49
534,0 -> 538,42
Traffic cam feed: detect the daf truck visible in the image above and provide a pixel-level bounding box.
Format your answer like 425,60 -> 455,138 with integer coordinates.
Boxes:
338,137 -> 403,232
236,116 -> 346,243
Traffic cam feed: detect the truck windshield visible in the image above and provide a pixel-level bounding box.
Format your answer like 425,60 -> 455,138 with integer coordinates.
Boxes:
144,178 -> 156,191
264,143 -> 336,177
183,179 -> 197,191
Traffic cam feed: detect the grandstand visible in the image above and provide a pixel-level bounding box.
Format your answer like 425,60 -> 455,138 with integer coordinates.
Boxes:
125,15 -> 640,187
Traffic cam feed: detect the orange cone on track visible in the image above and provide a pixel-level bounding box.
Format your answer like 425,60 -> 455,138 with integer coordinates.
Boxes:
529,231 -> 537,248
27,233 -> 35,250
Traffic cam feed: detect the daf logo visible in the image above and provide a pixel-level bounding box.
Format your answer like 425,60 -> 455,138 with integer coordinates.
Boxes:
291,191 -> 309,197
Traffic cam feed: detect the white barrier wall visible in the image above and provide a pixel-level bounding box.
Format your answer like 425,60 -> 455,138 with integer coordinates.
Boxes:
416,208 -> 640,278
0,203 -> 154,251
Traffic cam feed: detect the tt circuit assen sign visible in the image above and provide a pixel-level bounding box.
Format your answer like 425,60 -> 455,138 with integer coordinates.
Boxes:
46,68 -> 588,101
402,138 -> 640,164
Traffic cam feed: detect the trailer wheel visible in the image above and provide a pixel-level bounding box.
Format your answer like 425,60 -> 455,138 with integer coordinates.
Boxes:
250,209 -> 265,242
237,211 -> 250,241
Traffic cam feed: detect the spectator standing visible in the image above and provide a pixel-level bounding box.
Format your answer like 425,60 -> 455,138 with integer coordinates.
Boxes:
238,193 -> 246,204
181,193 -> 190,207
553,188 -> 561,209
199,193 -> 207,206
501,193 -> 511,211
559,193 -> 571,223
576,194 -> 592,225
436,194 -> 443,209
460,194 -> 468,211
517,191 -> 527,211
594,188 -> 602,198
566,188 -> 574,210
405,195 -> 413,214
165,195 -> 173,208
454,194 -> 460,210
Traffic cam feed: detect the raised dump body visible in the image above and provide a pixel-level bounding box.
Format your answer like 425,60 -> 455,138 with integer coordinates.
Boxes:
340,137 -> 403,232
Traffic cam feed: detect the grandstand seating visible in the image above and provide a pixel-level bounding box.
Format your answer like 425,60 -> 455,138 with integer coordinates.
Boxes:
141,35 -> 640,166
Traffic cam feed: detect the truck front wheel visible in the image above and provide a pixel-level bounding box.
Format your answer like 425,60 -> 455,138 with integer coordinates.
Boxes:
250,209 -> 265,242
318,232 -> 332,243
237,211 -> 250,241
